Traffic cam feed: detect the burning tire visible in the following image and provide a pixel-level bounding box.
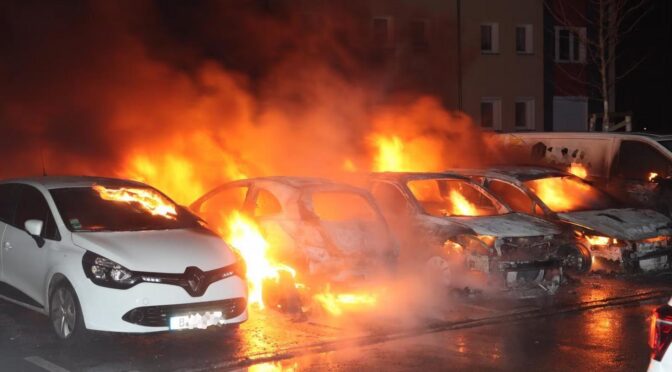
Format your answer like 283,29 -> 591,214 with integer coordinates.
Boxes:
261,270 -> 303,314
559,243 -> 592,274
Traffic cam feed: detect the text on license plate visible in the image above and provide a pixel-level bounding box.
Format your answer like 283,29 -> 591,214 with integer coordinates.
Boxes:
169,311 -> 225,330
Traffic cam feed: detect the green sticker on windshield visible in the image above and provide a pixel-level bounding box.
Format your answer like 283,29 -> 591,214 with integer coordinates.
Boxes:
70,218 -> 82,230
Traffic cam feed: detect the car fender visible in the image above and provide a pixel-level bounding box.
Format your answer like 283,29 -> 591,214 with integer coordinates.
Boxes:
43,243 -> 86,315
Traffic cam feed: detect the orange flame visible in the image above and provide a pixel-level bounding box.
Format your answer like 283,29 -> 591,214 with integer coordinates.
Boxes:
585,235 -> 610,246
223,211 -> 295,309
525,177 -> 599,212
568,163 -> 588,179
313,286 -> 378,316
449,190 -> 478,216
93,185 -> 177,219
371,135 -> 406,172
649,172 -> 658,182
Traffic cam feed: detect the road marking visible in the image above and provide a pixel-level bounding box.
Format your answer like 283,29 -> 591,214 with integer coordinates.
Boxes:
24,356 -> 70,372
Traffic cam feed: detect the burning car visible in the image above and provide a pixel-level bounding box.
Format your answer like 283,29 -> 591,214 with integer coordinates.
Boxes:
457,166 -> 672,273
367,172 -> 565,295
190,177 -> 398,313
0,177 -> 247,341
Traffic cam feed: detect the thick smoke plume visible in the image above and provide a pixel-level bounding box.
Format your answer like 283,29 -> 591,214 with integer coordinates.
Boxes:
0,1 -> 497,204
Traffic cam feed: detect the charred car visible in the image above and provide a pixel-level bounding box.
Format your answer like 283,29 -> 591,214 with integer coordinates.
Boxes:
190,177 -> 398,310
367,172 -> 565,295
457,166 -> 672,273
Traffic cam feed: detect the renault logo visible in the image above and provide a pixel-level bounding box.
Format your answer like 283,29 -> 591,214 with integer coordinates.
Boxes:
184,267 -> 207,296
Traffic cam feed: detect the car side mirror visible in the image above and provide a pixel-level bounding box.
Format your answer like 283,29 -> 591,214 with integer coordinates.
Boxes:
24,219 -> 45,248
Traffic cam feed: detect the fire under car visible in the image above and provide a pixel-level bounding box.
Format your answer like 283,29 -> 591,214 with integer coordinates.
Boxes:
190,177 -> 399,312
457,166 -> 672,273
367,172 -> 566,296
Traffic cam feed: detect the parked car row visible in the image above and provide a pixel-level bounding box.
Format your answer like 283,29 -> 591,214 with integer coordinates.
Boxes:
1,164 -> 671,341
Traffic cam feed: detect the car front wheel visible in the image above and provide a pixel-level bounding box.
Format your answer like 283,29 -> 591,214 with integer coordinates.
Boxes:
49,283 -> 86,342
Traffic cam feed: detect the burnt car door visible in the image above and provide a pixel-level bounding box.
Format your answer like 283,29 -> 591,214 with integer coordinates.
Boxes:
190,182 -> 251,233
298,188 -> 397,280
609,140 -> 672,215
246,186 -> 300,265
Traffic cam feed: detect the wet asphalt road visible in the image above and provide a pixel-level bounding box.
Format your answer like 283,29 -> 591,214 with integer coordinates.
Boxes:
0,274 -> 670,372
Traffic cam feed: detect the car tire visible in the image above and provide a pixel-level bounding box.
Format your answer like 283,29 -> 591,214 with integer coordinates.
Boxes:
559,244 -> 592,274
49,282 -> 87,343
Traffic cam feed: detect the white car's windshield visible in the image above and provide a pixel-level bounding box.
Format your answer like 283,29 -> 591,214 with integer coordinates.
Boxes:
50,186 -> 201,232
524,176 -> 615,213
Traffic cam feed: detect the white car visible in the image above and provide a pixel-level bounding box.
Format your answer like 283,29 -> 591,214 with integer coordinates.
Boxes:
649,298 -> 672,371
0,177 -> 247,341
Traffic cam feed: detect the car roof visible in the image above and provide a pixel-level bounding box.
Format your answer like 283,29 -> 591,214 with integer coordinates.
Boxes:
368,171 -> 470,182
218,176 -> 373,195
0,176 -> 148,190
452,166 -> 570,182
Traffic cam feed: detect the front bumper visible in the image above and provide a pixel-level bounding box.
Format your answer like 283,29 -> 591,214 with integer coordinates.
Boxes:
498,259 -> 562,293
73,275 -> 248,333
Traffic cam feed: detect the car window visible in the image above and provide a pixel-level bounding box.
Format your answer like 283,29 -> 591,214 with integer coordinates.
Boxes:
311,191 -> 377,222
50,186 -> 199,233
407,179 -> 503,217
524,176 -> 615,213
371,182 -> 410,215
488,180 -> 534,214
253,189 -> 282,217
0,184 -> 19,225
16,185 -> 60,241
195,185 -> 249,229
614,140 -> 672,180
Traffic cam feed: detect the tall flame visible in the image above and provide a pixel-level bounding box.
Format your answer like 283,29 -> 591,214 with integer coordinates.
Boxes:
93,185 -> 177,219
371,135 -> 406,171
526,177 -> 598,212
224,211 -> 295,309
448,190 -> 478,216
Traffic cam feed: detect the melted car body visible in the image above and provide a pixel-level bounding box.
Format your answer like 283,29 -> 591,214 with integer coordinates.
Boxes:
190,177 -> 398,295
368,172 -> 565,295
457,166 -> 672,272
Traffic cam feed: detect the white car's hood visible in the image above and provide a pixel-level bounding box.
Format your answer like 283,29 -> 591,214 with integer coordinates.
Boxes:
72,228 -> 236,273
450,213 -> 561,237
558,208 -> 672,241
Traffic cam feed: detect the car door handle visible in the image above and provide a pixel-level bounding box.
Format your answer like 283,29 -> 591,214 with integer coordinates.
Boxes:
3,242 -> 12,250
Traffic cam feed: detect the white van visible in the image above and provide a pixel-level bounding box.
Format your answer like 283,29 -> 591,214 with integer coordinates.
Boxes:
497,132 -> 672,215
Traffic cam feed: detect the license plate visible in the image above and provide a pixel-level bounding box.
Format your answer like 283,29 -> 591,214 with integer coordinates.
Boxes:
169,311 -> 225,330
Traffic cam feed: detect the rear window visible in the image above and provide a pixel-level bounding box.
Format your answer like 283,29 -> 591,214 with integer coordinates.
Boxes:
311,192 -> 377,222
407,179 -> 503,217
657,140 -> 672,153
524,176 -> 615,213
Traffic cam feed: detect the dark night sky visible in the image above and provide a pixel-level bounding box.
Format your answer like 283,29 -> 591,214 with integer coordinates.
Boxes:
617,0 -> 672,132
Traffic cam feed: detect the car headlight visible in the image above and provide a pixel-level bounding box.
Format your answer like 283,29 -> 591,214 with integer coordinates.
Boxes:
445,234 -> 493,256
82,251 -> 138,289
230,249 -> 247,279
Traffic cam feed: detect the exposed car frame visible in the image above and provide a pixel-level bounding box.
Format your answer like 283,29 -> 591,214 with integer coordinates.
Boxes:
367,172 -> 566,295
455,166 -> 672,273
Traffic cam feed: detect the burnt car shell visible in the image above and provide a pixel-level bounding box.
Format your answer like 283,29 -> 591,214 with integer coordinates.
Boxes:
457,166 -> 672,272
368,172 -> 564,294
190,177 -> 399,284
